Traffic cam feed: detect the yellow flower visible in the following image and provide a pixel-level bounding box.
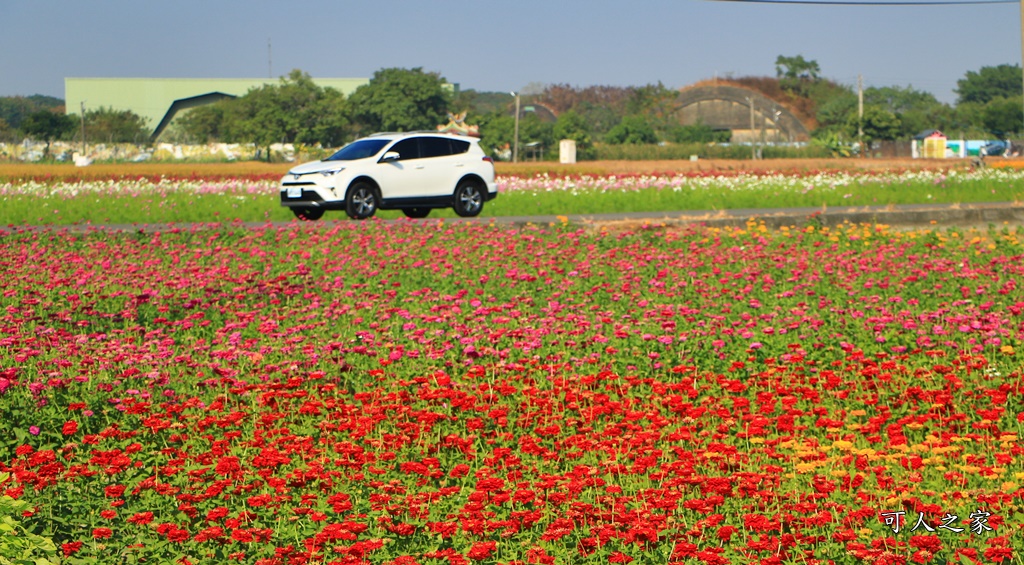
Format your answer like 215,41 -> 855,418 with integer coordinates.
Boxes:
831,440 -> 854,451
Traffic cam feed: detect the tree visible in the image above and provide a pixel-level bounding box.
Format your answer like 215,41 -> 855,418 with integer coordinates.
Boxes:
553,110 -> 594,159
82,107 -> 149,143
814,90 -> 857,137
664,123 -> 730,144
605,115 -> 658,145
179,69 -> 350,158
20,109 -> 75,157
864,85 -> 952,138
0,95 -> 63,130
347,67 -> 452,133
956,64 -> 1022,105
775,54 -> 821,96
175,100 -> 233,143
477,111 -> 515,159
0,118 -> 15,143
981,96 -> 1023,136
846,105 -> 901,143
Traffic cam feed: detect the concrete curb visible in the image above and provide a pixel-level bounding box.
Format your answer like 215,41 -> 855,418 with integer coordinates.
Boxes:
557,202 -> 1024,230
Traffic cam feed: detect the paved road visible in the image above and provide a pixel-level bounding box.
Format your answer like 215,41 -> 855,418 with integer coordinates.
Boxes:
4,201 -> 1024,234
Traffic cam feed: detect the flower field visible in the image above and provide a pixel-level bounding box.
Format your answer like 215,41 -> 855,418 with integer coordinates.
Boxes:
1,167 -> 1023,225
1,217 -> 1023,565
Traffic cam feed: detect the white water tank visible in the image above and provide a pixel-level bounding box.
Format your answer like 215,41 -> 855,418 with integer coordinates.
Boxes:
559,139 -> 577,164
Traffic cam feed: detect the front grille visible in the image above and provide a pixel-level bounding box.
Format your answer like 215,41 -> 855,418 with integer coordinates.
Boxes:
280,190 -> 324,205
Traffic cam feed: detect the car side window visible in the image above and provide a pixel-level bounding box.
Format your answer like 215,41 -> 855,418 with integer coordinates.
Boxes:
419,137 -> 453,159
389,139 -> 420,160
450,140 -> 470,155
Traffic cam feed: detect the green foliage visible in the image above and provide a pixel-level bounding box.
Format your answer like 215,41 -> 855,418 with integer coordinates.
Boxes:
19,110 -> 76,157
347,67 -> 452,133
0,96 -> 63,130
0,119 -> 14,143
552,110 -> 595,159
476,111 -> 515,159
593,141 -> 831,161
775,54 -> 821,96
174,100 -> 234,143
864,85 -> 953,138
0,485 -> 60,565
811,131 -> 852,157
980,96 -> 1023,136
477,111 -> 555,160
517,113 -> 556,159
80,107 -> 149,144
814,91 -> 857,137
605,115 -> 658,145
956,64 -> 1022,105
664,122 -> 731,144
235,70 -> 350,155
846,105 -> 902,142
171,70 -> 350,157
452,89 -> 511,116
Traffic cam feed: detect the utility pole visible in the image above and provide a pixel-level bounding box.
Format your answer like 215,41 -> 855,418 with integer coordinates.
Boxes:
746,97 -> 756,160
80,101 -> 86,156
858,74 -> 864,158
511,91 -> 520,163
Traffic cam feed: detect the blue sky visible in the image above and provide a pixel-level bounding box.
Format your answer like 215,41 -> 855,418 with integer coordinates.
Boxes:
2,0 -> 1019,105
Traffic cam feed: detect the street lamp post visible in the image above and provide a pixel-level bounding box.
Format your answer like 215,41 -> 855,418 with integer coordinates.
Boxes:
510,91 -> 520,163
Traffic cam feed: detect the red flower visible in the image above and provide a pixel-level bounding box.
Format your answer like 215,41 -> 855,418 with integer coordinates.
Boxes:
716,525 -> 737,542
92,527 -> 113,539
104,484 -> 125,498
128,512 -> 154,525
608,552 -> 634,563
62,541 -> 83,556
61,420 -> 78,435
467,541 -> 496,561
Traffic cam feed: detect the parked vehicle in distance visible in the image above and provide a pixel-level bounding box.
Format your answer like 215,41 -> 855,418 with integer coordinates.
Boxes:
980,140 -> 1010,157
280,132 -> 497,220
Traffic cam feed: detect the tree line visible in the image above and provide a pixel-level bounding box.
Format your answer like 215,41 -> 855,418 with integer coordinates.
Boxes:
2,58 -> 1022,161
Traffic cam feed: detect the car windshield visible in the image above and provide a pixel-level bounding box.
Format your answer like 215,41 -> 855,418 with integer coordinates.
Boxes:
324,139 -> 391,161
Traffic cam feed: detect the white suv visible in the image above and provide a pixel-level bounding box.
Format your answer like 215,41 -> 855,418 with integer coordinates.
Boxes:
280,132 -> 497,220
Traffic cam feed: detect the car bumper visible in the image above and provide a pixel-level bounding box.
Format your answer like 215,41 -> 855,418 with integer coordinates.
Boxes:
280,182 -> 341,208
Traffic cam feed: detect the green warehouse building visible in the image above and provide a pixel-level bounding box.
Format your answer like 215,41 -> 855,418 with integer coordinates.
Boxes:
64,77 -> 368,141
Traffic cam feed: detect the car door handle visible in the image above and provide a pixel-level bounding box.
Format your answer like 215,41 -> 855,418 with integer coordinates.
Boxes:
455,163 -> 465,167
415,165 -> 425,170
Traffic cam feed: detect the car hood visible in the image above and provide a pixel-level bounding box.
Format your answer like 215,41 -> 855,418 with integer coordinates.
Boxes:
287,159 -> 359,175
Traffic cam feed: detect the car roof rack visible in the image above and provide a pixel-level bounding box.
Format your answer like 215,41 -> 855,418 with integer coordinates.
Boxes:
366,130 -> 472,138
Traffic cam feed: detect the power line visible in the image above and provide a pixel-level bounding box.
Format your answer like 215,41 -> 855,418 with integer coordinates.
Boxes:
706,0 -> 1014,5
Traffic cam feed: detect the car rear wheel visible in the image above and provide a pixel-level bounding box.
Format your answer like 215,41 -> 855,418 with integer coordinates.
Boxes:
452,180 -> 484,217
402,208 -> 431,219
345,181 -> 378,220
292,207 -> 324,221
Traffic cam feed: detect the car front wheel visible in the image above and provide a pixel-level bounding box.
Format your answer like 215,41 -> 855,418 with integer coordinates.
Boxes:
453,180 -> 484,217
345,182 -> 378,220
292,207 -> 324,221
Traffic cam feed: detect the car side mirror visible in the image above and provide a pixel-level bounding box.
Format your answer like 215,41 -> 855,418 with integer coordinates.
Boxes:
381,151 -> 400,162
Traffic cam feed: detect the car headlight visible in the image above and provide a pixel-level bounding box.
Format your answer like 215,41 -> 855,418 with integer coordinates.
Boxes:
321,167 -> 345,177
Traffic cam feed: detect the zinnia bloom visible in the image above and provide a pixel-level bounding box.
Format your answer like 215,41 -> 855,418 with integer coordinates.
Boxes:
92,527 -> 113,539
